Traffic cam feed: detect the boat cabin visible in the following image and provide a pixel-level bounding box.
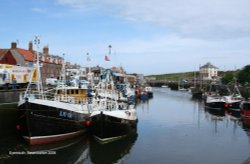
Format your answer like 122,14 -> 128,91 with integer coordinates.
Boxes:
55,87 -> 88,104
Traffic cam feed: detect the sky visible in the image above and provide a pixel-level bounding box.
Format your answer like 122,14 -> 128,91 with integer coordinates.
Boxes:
1,0 -> 250,75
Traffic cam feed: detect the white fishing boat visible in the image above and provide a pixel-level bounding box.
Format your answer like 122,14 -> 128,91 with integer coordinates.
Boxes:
90,69 -> 138,143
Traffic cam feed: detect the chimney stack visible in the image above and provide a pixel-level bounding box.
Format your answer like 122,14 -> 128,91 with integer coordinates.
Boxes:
28,41 -> 33,51
11,42 -> 17,49
43,45 -> 49,55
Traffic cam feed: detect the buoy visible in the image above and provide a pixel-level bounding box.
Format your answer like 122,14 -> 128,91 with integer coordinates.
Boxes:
16,124 -> 21,131
85,120 -> 91,127
224,103 -> 228,108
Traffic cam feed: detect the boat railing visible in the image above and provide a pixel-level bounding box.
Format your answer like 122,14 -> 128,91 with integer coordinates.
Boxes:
92,98 -> 118,111
44,88 -> 57,100
20,89 -> 46,101
54,95 -> 76,104
96,89 -> 119,99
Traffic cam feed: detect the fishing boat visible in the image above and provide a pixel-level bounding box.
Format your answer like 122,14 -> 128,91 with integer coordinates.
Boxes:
240,100 -> 250,118
178,77 -> 188,91
17,43 -> 92,145
224,85 -> 244,117
205,94 -> 226,111
140,90 -> 149,101
204,84 -> 227,111
90,69 -> 138,143
116,83 -> 135,105
145,86 -> 153,98
190,87 -> 203,99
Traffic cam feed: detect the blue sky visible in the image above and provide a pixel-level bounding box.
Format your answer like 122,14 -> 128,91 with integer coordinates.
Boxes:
1,0 -> 250,75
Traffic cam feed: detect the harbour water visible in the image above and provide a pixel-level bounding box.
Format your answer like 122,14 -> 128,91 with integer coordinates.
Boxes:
0,87 -> 250,164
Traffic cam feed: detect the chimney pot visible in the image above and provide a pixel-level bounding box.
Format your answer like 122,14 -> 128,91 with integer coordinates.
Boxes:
28,41 -> 33,51
11,42 -> 17,49
43,46 -> 49,55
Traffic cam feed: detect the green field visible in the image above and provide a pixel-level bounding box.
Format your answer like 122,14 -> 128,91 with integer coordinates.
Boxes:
146,72 -> 199,81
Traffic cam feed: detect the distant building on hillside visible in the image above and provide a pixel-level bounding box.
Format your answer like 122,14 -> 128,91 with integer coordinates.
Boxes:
199,62 -> 218,80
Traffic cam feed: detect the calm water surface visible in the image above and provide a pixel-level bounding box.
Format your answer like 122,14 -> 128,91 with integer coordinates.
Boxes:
0,87 -> 250,164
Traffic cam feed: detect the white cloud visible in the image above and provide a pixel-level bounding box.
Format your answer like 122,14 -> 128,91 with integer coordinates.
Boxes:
56,0 -> 85,8
31,7 -> 47,13
51,0 -> 250,74
55,0 -> 250,39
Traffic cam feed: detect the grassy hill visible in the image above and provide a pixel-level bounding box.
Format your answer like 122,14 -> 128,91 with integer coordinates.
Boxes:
146,71 -> 199,81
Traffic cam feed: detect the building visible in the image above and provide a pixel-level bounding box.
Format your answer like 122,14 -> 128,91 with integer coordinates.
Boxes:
125,74 -> 137,85
0,42 -> 63,84
66,67 -> 87,80
199,62 -> 218,80
127,73 -> 145,86
91,66 -> 105,84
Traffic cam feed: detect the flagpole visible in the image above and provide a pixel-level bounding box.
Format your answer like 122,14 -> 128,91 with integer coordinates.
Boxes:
109,45 -> 111,69
105,45 -> 112,69
86,52 -> 92,82
108,45 -> 112,57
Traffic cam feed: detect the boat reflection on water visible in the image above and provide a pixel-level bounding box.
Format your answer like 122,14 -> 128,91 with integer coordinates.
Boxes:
3,135 -> 89,164
241,118 -> 250,131
89,132 -> 138,164
2,131 -> 138,164
205,106 -> 225,117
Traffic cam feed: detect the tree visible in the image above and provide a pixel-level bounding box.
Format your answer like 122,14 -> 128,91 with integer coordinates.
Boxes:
221,72 -> 234,84
238,65 -> 250,86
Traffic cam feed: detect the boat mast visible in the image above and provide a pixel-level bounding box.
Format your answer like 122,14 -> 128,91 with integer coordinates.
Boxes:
60,53 -> 66,94
61,54 -> 66,82
86,52 -> 92,83
35,36 -> 44,99
194,69 -> 196,88
24,36 -> 44,99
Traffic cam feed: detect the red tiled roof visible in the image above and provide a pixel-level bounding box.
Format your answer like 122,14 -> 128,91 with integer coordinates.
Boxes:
16,48 -> 35,62
0,49 -> 8,59
0,47 -> 62,65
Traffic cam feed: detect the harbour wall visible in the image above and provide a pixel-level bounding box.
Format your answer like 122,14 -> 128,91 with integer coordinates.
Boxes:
147,80 -> 250,99
0,90 -> 24,104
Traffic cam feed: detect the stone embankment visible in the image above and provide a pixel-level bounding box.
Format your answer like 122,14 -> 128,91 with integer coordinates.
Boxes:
0,89 -> 25,104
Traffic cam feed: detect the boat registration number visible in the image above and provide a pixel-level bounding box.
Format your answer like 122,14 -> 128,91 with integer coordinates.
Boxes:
59,111 -> 73,119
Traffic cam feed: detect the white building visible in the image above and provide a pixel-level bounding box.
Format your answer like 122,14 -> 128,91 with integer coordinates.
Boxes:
199,62 -> 218,80
66,67 -> 87,80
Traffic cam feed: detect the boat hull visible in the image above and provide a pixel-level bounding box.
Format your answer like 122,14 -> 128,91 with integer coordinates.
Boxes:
17,100 -> 90,145
90,111 -> 137,143
240,101 -> 250,118
147,91 -> 153,98
205,101 -> 226,111
227,101 -> 242,117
